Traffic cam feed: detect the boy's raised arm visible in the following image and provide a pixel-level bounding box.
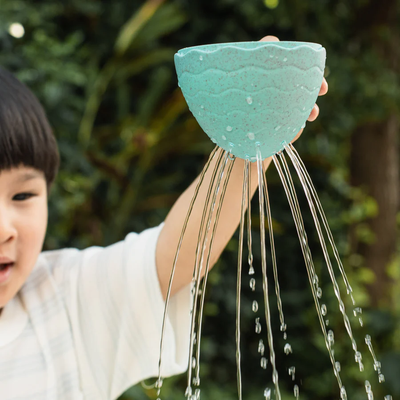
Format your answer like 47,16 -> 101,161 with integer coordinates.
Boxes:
156,36 -> 328,300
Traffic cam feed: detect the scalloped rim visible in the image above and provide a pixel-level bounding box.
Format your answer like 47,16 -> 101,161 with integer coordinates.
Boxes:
175,41 -> 324,57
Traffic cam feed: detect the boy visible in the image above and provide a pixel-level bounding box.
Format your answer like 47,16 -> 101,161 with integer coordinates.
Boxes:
0,36 -> 327,399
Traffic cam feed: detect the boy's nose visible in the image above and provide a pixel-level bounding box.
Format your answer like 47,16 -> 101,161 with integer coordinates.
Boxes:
0,211 -> 17,244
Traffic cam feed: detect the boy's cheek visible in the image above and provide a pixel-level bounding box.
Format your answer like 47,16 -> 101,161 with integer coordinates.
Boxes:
17,203 -> 48,272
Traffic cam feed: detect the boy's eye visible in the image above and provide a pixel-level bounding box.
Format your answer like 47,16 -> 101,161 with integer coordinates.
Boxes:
13,193 -> 35,201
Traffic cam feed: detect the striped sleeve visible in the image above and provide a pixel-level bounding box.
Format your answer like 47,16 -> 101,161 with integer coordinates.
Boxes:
63,224 -> 191,400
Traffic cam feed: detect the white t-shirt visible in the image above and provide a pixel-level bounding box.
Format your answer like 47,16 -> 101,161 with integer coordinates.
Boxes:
0,224 -> 192,400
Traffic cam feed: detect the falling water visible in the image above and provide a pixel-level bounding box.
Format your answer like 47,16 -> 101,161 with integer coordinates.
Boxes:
235,159 -> 249,400
261,165 -> 287,337
272,154 -> 344,392
285,148 -> 365,371
155,146 -> 220,396
154,139 -> 392,400
193,154 -> 236,387
185,149 -> 227,397
189,150 -> 236,395
257,147 -> 281,400
365,335 -> 385,383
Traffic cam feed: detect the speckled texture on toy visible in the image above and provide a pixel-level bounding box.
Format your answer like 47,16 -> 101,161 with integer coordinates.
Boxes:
174,41 -> 326,160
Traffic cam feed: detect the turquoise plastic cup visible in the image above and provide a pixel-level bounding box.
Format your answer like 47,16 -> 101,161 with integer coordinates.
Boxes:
174,41 -> 326,160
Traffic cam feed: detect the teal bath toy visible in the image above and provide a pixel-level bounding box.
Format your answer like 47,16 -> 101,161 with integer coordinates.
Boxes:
174,41 -> 326,160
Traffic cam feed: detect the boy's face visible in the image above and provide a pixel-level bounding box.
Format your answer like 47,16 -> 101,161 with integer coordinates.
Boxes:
0,166 -> 48,312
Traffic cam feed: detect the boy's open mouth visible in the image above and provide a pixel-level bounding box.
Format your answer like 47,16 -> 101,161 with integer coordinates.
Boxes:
0,262 -> 14,271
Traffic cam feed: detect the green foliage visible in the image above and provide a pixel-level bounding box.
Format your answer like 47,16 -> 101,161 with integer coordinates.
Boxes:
0,0 -> 399,399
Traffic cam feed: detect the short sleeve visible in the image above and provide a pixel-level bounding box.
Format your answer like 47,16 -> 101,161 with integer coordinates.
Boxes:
62,224 -> 192,400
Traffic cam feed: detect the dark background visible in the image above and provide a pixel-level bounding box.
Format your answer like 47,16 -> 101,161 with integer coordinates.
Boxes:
0,0 -> 399,399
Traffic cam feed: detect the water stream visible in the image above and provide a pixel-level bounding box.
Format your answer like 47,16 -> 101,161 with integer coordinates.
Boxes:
257,147 -> 281,400
272,153 -> 345,395
154,141 -> 392,400
186,150 -> 233,398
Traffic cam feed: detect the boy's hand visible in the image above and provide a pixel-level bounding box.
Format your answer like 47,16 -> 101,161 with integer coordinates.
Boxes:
260,35 -> 328,142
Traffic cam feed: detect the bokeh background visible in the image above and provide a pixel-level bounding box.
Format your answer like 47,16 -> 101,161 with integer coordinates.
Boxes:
1,0 -> 399,399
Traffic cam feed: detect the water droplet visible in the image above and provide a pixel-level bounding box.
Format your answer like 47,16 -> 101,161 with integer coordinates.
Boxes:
292,128 -> 296,132
248,265 -> 255,275
355,351 -> 362,362
283,57 -> 287,62
340,386 -> 348,400
325,319 -> 329,326
300,85 -> 304,89
283,332 -> 287,340
199,55 -> 203,61
252,300 -> 258,312
302,106 -> 306,110
288,366 -> 295,380
250,278 -> 256,291
264,388 -> 271,399
200,105 -> 204,109
374,361 -> 381,371
221,135 -> 227,140
155,378 -> 163,388
247,132 -> 255,140
313,275 -> 319,285
193,377 -> 200,386
327,330 -> 334,347
284,343 -> 292,355
321,304 -> 327,316
280,323 -> 287,332
365,380 -> 372,392
185,386 -> 192,397
317,287 -> 322,298
258,339 -> 265,355
261,357 -> 268,369
379,374 -> 385,383
274,125 -> 281,131
226,126 -> 233,131
365,335 -> 371,345
198,111 -> 202,116
192,357 -> 196,368
384,396 -> 393,400
255,318 -> 262,334
211,137 -> 217,143
353,307 -> 362,317
228,142 -> 235,147
294,384 -> 299,398
246,96 -> 253,105
269,54 -> 274,58
193,332 -> 197,345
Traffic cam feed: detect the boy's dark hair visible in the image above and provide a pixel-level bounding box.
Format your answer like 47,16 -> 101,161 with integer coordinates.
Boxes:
0,67 -> 59,191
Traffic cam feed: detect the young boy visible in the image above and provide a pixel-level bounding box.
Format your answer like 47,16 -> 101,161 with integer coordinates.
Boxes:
0,36 -> 327,399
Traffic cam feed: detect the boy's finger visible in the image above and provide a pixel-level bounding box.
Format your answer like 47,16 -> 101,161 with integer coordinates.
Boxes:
291,128 -> 304,143
307,104 -> 319,121
319,78 -> 328,96
259,35 -> 280,42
